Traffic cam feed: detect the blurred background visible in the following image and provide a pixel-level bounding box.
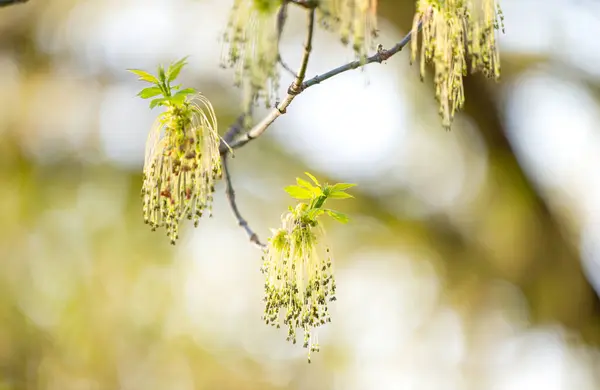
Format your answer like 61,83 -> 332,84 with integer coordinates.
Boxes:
2,0 -> 600,388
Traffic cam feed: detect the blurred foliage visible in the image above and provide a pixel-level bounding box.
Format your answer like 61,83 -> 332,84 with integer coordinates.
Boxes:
1,0 -> 600,389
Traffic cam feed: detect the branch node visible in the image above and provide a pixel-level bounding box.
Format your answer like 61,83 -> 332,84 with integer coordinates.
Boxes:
287,82 -> 305,96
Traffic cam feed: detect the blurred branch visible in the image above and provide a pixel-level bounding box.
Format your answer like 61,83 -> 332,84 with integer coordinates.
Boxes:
289,0 -> 317,9
220,112 -> 248,154
276,1 -> 297,77
0,0 -> 28,7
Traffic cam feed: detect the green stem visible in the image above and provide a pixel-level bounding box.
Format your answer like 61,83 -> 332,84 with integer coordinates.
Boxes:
312,195 -> 327,209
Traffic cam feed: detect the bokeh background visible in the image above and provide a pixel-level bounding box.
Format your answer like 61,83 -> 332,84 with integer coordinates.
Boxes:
2,0 -> 600,388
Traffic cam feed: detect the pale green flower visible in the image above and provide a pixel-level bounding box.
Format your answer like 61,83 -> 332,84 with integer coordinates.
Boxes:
142,94 -> 222,244
317,0 -> 379,56
411,0 -> 504,128
221,0 -> 280,113
261,202 -> 336,363
260,174 -> 354,361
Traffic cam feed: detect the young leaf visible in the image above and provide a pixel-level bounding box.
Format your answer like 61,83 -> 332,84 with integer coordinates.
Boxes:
296,178 -> 319,194
128,69 -> 159,84
304,172 -> 320,187
328,192 -> 354,199
137,86 -> 163,99
330,183 -> 356,193
158,65 -> 166,83
149,97 -> 170,109
324,209 -> 350,223
174,88 -> 196,97
304,208 -> 325,222
169,94 -> 187,105
167,56 -> 189,83
284,185 -> 313,200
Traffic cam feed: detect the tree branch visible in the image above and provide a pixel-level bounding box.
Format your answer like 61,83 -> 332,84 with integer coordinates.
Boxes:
227,21 -> 421,151
0,0 -> 28,7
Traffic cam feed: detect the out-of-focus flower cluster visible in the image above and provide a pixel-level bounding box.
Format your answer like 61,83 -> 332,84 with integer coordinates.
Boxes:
220,0 -> 380,118
317,0 -> 379,57
221,0 -> 281,114
412,0 -> 505,128
261,203 -> 336,362
142,94 -> 222,244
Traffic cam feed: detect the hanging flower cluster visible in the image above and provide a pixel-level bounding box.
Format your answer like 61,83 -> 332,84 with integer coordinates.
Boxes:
411,0 -> 505,128
317,0 -> 379,57
261,172 -> 355,362
129,58 -> 224,244
220,0 -> 281,114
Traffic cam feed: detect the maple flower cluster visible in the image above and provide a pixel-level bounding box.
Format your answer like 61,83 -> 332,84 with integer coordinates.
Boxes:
221,0 -> 281,113
412,0 -> 505,128
261,204 -> 336,361
317,0 -> 379,56
142,95 -> 222,244
261,173 -> 354,362
130,58 -> 223,245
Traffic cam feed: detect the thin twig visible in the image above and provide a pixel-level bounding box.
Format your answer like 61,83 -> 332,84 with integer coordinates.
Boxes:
227,21 -> 421,151
219,113 -> 266,247
222,154 -> 266,248
289,0 -> 317,9
276,1 -> 296,78
291,6 -> 315,93
279,56 -> 297,78
303,22 -> 422,89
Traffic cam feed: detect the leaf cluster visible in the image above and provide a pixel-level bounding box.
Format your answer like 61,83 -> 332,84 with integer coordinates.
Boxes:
284,172 -> 356,225
128,57 -> 197,109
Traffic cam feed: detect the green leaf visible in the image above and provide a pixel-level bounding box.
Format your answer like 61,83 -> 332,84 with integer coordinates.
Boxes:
128,69 -> 159,84
296,178 -> 320,194
169,94 -> 187,105
324,209 -> 349,223
284,185 -> 313,200
174,88 -> 196,97
328,192 -> 354,199
305,208 -> 324,220
167,56 -> 189,83
158,65 -> 166,83
304,172 -> 320,186
330,183 -> 356,193
149,97 -> 170,109
137,86 -> 163,99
